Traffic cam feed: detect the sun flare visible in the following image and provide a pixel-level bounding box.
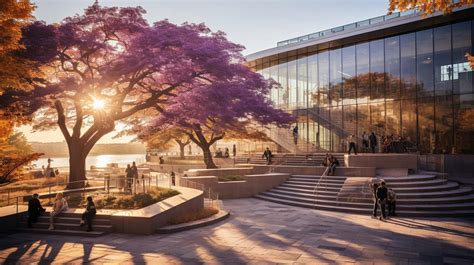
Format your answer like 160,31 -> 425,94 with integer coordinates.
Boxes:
92,98 -> 105,110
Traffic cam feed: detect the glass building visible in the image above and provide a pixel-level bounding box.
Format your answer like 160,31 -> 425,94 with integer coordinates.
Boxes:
246,7 -> 474,154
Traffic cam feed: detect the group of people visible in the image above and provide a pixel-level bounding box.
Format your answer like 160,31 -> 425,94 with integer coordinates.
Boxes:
370,181 -> 397,220
215,145 -> 237,158
321,153 -> 340,176
380,134 -> 411,153
28,192 -> 97,232
125,161 -> 139,189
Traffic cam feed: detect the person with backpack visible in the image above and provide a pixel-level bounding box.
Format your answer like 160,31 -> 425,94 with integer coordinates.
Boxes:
387,188 -> 397,217
80,196 -> 97,232
376,181 -> 388,221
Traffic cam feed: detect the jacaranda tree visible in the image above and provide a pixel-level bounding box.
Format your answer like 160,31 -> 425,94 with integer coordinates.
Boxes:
137,67 -> 294,169
29,3 -> 259,187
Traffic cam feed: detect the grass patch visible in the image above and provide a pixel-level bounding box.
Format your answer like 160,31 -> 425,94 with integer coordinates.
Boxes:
167,207 -> 219,225
217,175 -> 244,182
65,187 -> 180,210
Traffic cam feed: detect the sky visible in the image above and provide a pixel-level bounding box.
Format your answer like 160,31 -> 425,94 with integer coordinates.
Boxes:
21,0 -> 390,143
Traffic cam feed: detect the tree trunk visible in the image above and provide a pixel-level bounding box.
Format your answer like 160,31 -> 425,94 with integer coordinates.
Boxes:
67,143 -> 87,189
179,144 -> 185,159
202,145 -> 217,169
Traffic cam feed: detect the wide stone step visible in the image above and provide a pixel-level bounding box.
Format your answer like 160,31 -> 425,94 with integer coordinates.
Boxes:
288,177 -> 448,188
19,221 -> 113,232
268,189 -> 474,205
275,184 -> 472,199
16,227 -> 107,237
283,181 -> 461,193
280,183 -> 341,192
292,174 -> 438,183
33,215 -> 112,225
286,180 -> 344,187
259,191 -> 474,211
254,195 -> 474,217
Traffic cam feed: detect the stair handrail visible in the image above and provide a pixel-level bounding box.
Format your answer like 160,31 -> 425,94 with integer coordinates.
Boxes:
313,166 -> 330,206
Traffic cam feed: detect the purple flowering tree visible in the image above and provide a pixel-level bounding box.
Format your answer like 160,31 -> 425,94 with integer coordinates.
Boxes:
30,3 -> 251,187
138,67 -> 294,169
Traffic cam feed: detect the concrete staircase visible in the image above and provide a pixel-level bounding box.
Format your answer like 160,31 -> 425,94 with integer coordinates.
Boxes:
17,211 -> 113,237
255,174 -> 474,217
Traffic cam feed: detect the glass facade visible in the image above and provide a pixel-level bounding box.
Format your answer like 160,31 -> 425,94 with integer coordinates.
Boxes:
254,20 -> 474,154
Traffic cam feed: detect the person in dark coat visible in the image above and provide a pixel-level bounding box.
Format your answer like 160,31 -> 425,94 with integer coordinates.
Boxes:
369,132 -> 377,153
370,182 -> 379,219
262,147 -> 272,165
125,164 -> 133,191
80,196 -> 97,232
232,144 -> 237,157
170,171 -> 176,186
376,181 -> 388,221
27,193 -> 45,228
132,161 -> 139,184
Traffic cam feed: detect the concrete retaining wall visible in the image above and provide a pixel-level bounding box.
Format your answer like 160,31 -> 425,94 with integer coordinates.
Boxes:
344,154 -> 418,171
247,165 -> 376,177
183,173 -> 290,199
110,186 -> 203,235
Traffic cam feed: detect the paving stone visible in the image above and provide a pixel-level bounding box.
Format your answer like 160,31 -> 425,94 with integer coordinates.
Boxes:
0,198 -> 473,264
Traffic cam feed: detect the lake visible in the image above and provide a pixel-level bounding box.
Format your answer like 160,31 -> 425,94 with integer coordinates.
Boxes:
34,154 -> 146,169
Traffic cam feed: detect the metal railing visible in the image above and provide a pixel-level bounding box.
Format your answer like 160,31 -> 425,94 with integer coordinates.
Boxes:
277,10 -> 418,47
179,177 -> 221,209
313,166 -> 330,206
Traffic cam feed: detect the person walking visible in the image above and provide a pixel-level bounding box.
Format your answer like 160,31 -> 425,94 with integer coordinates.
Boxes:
387,188 -> 397,217
232,144 -> 237,157
27,193 -> 45,228
348,134 -> 357,155
49,193 -> 68,230
170,171 -> 176,186
293,125 -> 299,145
370,182 -> 379,219
125,164 -> 133,191
369,132 -> 377,153
262,147 -> 272,165
362,131 -> 369,152
376,181 -> 388,221
80,196 -> 97,232
132,161 -> 139,184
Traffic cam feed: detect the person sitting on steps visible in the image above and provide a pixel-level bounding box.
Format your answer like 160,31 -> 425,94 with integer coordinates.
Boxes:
28,193 -> 45,228
49,193 -> 68,230
80,196 -> 97,232
328,155 -> 339,176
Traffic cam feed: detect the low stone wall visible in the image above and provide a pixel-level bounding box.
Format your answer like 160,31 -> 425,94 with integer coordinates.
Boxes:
344,154 -> 418,171
110,186 -> 203,235
147,163 -> 206,173
246,165 -> 376,177
186,167 -> 256,177
183,173 -> 290,199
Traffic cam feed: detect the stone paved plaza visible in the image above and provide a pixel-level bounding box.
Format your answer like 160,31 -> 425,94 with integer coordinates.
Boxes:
1,198 -> 473,264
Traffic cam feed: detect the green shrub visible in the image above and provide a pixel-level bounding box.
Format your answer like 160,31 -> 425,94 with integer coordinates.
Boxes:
167,207 -> 219,225
218,175 -> 244,182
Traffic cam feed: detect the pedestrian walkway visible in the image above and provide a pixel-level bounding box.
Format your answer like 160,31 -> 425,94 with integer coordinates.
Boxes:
0,198 -> 473,264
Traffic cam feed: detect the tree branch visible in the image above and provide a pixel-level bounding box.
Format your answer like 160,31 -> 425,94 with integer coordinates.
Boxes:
54,100 -> 71,144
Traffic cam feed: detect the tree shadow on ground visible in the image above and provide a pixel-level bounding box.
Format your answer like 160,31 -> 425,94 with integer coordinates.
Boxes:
0,198 -> 473,263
